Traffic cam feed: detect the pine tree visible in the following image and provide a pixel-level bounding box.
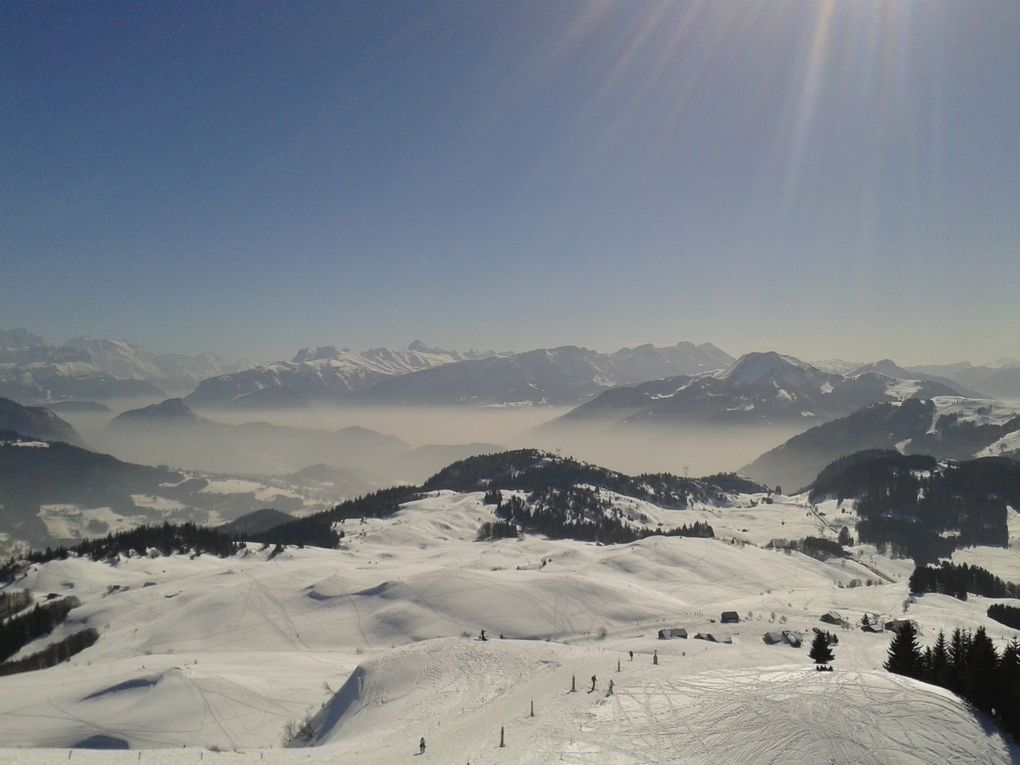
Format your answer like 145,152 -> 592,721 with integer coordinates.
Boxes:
809,631 -> 834,669
965,627 -> 999,713
948,627 -> 969,694
884,621 -> 923,679
930,630 -> 950,687
997,638 -> 1020,740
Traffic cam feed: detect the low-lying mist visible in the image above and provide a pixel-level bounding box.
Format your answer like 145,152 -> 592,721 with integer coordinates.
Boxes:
58,401 -> 804,488
518,420 -> 804,481
200,404 -> 568,448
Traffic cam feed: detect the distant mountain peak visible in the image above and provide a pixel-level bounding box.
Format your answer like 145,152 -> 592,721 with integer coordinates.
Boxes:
716,352 -> 822,386
0,397 -> 82,445
113,397 -> 205,424
291,346 -> 346,363
408,339 -> 438,353
851,359 -> 913,378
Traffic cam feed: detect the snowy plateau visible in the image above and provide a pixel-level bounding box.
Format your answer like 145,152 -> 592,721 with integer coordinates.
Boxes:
2,488 -> 1019,764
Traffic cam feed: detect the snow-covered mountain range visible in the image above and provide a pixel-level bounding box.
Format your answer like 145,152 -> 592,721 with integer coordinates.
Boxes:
549,351 -> 962,429
0,329 -> 252,401
184,341 -> 495,407
184,342 -> 734,408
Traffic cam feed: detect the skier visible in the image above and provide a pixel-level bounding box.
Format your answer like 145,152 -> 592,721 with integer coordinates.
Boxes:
480,629 -> 487,641
628,650 -> 633,661
419,736 -> 426,754
590,674 -> 597,692
607,679 -> 614,696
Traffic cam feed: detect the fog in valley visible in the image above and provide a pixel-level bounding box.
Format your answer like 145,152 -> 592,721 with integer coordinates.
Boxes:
58,399 -> 801,490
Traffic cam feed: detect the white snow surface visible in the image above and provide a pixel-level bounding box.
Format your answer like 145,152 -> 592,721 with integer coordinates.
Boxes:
977,429 -> 1020,458
1,491 -> 1018,763
931,396 -> 1019,429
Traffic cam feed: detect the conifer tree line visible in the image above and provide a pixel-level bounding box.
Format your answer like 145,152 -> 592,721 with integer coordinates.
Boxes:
248,486 -> 423,548
0,597 -> 80,663
0,589 -> 31,619
809,452 -> 1017,564
2,522 -> 242,579
988,604 -> 1020,630
766,536 -> 850,561
909,561 -> 1020,600
488,488 -> 714,544
0,628 -> 99,676
885,622 -> 1020,741
424,449 -> 757,508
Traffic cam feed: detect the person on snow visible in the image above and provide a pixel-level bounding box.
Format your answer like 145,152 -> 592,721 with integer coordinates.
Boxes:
419,736 -> 426,754
590,674 -> 597,692
480,629 -> 487,641
607,679 -> 614,696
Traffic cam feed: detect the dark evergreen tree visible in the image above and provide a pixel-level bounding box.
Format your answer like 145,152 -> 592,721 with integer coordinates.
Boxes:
809,631 -> 834,668
965,627 -> 999,713
997,638 -> 1020,740
948,627 -> 971,695
884,621 -> 923,679
929,630 -> 950,687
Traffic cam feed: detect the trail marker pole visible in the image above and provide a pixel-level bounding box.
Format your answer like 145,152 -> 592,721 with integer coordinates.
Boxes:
617,658 -> 621,672
571,675 -> 576,692
530,700 -> 534,717
500,726 -> 505,748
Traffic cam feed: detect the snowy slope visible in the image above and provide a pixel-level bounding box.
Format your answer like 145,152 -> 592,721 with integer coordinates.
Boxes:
0,490 -> 1018,762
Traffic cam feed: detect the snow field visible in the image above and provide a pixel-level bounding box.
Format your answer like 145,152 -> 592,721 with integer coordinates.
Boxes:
1,489 -> 1019,762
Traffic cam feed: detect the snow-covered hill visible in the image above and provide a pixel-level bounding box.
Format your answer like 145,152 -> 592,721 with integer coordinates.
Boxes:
1,484 -> 1018,762
743,396 -> 1020,490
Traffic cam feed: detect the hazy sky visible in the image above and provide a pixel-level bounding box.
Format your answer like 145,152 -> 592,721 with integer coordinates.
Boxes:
2,1 -> 1018,365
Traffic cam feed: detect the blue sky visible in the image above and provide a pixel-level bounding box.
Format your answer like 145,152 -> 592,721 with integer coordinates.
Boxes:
2,0 -> 1018,364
